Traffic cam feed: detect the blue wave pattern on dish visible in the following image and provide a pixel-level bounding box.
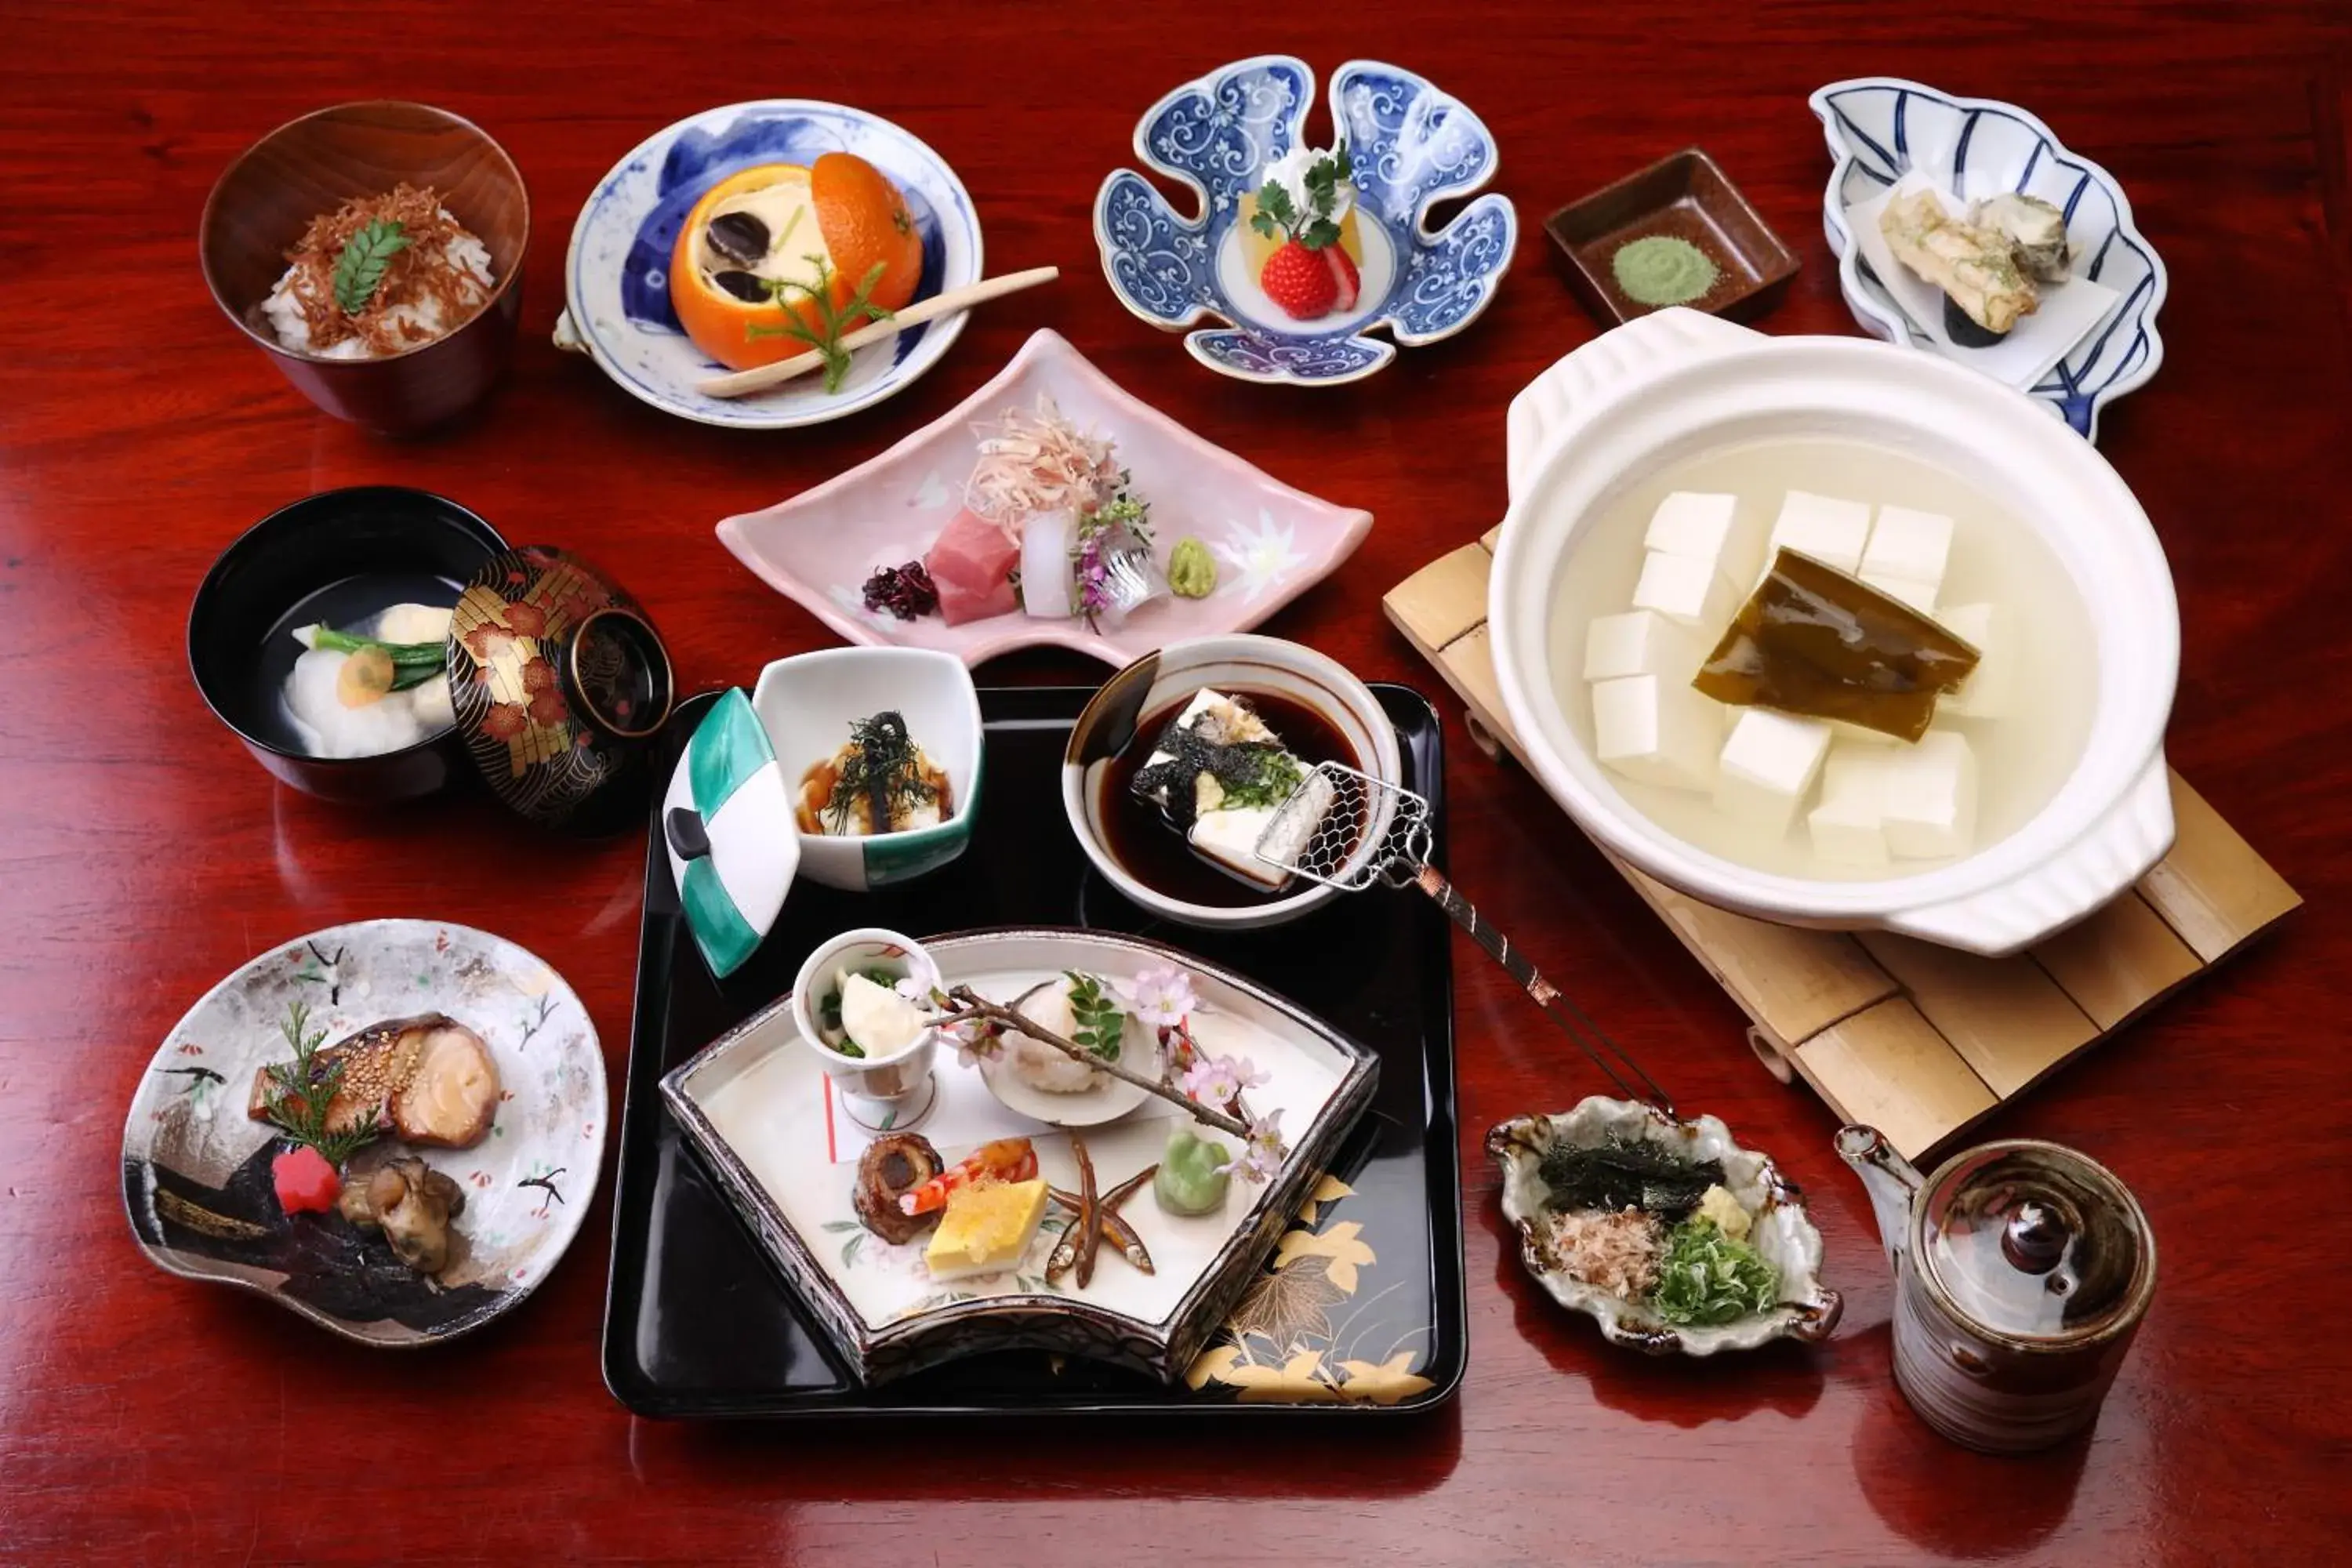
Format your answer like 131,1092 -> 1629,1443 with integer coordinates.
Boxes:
615,116 -> 945,369
1811,78 -> 2167,442
1093,56 -> 1515,385
564,100 -> 981,429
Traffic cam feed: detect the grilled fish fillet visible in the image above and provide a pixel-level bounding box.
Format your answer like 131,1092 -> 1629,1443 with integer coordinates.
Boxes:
248,1012 -> 500,1149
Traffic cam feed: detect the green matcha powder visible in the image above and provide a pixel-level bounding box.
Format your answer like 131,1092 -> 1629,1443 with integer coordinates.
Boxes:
1612,235 -> 1719,307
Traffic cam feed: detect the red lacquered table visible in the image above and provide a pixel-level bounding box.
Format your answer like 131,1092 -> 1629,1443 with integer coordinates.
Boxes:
5,3 -> 2349,1563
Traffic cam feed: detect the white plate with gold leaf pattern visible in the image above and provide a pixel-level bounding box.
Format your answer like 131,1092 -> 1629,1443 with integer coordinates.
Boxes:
661,928 -> 1378,1386
121,920 -> 605,1346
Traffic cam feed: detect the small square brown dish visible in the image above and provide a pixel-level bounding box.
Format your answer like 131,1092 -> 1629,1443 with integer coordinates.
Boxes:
1546,149 -> 1798,325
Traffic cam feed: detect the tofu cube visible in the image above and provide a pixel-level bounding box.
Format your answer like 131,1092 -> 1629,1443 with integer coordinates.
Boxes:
1862,571 -> 1940,615
1644,492 -> 1759,584
1593,675 -> 1722,793
1807,746 -> 1896,866
1632,550 -> 1737,630
1882,731 -> 1980,858
1584,610 -> 1703,683
1763,491 -> 1873,578
1936,603 -> 2008,718
1861,505 -> 1955,586
1713,709 -> 1831,833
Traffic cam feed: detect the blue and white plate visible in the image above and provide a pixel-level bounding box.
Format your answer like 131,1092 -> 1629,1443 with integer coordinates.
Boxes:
1811,77 -> 2167,443
1093,56 -> 1515,387
557,100 -> 983,430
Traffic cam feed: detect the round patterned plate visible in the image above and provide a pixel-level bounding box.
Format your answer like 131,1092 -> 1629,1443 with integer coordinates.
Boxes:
121,920 -> 605,1346
1092,56 -> 1516,387
557,99 -> 983,428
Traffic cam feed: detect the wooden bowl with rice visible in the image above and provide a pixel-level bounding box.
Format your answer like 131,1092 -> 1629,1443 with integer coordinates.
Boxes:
199,100 -> 528,434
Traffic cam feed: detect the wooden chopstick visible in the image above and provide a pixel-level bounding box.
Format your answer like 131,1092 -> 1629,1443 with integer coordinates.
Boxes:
694,266 -> 1061,398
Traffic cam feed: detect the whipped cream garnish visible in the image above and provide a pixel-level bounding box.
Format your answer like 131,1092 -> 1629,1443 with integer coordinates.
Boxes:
1259,144 -> 1355,227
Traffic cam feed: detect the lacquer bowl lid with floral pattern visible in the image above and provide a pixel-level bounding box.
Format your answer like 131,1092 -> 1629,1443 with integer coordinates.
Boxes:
445,545 -> 677,833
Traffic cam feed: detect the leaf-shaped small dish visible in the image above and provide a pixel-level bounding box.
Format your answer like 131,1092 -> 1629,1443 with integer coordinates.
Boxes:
557,99 -> 982,429
121,921 -> 605,1346
1809,76 -> 2167,442
1093,55 -> 1515,387
714,328 -> 1374,666
1486,1098 -> 1841,1356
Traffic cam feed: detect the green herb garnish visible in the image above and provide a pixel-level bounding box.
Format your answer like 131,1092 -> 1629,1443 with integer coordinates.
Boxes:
1215,747 -> 1305,811
1065,971 -> 1125,1062
332,219 -> 411,316
300,624 -> 446,692
259,1000 -> 383,1166
746,255 -> 894,394
1248,144 -> 1352,250
1653,1217 -> 1780,1326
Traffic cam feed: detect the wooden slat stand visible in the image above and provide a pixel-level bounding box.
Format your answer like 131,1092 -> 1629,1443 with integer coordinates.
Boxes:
1388,534 -> 2302,1161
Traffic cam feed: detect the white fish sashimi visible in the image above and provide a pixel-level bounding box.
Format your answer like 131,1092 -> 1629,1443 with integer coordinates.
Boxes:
1018,508 -> 1078,619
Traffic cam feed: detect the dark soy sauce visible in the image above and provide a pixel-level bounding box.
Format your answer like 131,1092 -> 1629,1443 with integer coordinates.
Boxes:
1099,688 -> 1357,909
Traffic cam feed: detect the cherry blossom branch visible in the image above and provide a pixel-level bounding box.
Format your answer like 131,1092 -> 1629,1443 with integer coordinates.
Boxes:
935,985 -> 1250,1140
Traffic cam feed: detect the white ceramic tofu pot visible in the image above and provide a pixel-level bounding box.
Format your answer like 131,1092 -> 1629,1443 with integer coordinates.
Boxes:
1488,309 -> 2177,957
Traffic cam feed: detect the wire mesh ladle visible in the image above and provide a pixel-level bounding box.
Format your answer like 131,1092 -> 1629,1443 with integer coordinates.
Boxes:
1254,760 -> 1675,1116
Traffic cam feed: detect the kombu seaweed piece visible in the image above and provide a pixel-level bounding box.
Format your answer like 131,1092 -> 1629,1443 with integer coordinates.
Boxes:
1693,548 -> 1982,743
1537,1138 -> 1724,1221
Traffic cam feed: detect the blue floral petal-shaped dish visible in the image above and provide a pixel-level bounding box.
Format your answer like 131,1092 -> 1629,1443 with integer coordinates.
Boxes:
1093,56 -> 1515,387
1810,77 -> 2167,443
557,100 -> 982,429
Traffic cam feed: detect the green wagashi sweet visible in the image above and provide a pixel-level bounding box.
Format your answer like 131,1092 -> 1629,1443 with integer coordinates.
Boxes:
1154,1127 -> 1232,1215
1167,536 -> 1218,599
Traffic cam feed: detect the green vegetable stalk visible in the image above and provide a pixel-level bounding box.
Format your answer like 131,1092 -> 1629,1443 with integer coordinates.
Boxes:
1653,1217 -> 1780,1327
301,625 -> 447,693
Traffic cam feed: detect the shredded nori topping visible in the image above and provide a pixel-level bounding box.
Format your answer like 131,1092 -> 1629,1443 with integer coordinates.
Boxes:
827,711 -> 936,835
1130,699 -> 1303,830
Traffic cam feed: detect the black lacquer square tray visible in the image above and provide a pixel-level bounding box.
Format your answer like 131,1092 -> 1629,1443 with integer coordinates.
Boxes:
601,684 -> 1464,1416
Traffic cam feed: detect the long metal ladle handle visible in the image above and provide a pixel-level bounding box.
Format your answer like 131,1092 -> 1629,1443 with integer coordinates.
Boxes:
1406,862 -> 1675,1116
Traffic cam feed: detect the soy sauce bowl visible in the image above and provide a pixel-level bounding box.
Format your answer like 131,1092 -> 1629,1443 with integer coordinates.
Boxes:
1062,634 -> 1403,931
187,486 -> 507,802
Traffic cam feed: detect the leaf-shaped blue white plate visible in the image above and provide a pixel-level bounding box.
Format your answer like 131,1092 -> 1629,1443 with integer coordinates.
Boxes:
1093,56 -> 1515,387
1810,77 -> 2167,443
557,100 -> 982,429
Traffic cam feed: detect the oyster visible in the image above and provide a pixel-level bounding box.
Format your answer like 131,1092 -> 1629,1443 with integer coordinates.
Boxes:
338,1156 -> 467,1275
1971,192 -> 2072,283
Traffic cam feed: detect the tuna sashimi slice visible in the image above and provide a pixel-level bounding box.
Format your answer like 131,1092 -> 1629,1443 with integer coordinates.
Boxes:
925,506 -> 1020,625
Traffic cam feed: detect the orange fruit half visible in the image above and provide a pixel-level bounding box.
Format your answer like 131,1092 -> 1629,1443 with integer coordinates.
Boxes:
668,154 -> 926,374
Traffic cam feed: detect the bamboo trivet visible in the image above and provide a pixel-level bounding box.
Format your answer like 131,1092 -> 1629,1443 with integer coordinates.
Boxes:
1387,531 -> 2300,1160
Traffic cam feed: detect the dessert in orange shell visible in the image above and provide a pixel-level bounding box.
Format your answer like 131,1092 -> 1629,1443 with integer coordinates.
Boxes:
668,151 -> 925,373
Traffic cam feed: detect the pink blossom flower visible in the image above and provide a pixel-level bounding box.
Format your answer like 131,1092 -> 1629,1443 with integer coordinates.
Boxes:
944,1016 -> 1002,1069
1180,1052 -> 1266,1108
1118,963 -> 1198,1029
1237,1109 -> 1286,1183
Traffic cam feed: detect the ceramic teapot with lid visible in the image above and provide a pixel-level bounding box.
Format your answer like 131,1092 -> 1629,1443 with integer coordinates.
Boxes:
1836,1126 -> 2158,1454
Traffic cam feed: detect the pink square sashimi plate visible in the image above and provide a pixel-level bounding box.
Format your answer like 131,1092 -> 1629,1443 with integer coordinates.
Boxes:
713,330 -> 1374,666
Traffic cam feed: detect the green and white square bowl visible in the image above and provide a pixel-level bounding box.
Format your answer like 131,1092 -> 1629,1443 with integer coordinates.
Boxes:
663,648 -> 984,979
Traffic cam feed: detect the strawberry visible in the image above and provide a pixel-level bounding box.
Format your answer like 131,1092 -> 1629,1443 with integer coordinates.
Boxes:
1261,240 -> 1338,320
1250,142 -> 1359,321
1323,245 -> 1360,313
